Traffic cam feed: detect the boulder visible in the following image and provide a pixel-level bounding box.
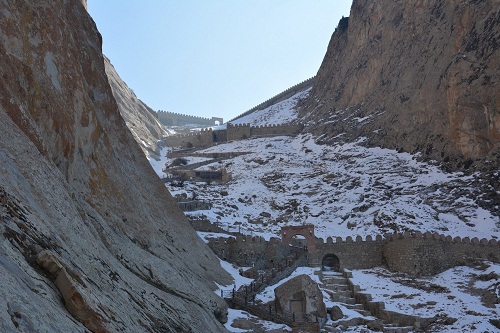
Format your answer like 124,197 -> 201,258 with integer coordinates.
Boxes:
330,305 -> 344,321
274,274 -> 327,320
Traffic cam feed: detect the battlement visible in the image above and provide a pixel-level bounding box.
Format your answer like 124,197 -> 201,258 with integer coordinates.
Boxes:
388,231 -> 498,245
157,110 -> 223,127
229,76 -> 316,122
162,122 -> 303,148
316,231 -> 499,246
166,128 -> 214,139
211,235 -> 282,245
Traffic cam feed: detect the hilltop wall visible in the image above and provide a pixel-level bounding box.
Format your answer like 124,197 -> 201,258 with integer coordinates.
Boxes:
229,76 -> 315,122
204,225 -> 500,277
163,128 -> 216,148
163,123 -> 303,148
158,110 -> 223,127
312,235 -> 386,269
207,236 -> 289,270
383,232 -> 500,276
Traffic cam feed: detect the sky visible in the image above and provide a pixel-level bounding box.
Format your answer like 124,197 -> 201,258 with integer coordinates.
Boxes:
87,1 -> 353,123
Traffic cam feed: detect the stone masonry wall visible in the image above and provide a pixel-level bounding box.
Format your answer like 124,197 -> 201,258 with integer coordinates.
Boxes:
207,236 -> 289,270
163,128 -> 214,148
312,235 -> 385,269
157,110 -> 223,127
226,123 -> 252,141
251,124 -> 304,138
204,225 -> 500,277
163,124 -> 303,148
383,232 -> 500,276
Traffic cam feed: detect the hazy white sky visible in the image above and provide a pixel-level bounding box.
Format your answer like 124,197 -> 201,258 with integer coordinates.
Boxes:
88,1 -> 353,122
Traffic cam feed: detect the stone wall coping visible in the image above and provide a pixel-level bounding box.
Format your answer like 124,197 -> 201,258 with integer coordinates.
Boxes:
316,232 -> 499,246
157,110 -> 216,121
229,76 -> 316,122
164,123 -> 303,140
209,235 -> 282,244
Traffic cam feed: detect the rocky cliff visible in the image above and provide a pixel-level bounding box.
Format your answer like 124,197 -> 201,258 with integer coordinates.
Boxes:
104,56 -> 165,160
0,1 -> 230,332
300,0 -> 499,170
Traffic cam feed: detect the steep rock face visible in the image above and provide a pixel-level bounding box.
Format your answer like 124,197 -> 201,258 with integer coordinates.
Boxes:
0,1 -> 230,332
104,56 -> 165,160
300,0 -> 499,168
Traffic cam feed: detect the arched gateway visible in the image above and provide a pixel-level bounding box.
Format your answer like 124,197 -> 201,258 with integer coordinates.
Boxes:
281,225 -> 316,252
322,254 -> 340,271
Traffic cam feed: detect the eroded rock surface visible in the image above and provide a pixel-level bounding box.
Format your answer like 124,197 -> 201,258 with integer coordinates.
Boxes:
104,56 -> 165,160
274,274 -> 327,321
0,1 -> 230,332
300,0 -> 499,169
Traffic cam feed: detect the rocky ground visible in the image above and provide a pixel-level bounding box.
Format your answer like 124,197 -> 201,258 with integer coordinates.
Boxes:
158,134 -> 499,241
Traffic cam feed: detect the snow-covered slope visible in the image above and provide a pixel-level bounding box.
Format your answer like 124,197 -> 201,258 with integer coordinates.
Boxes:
153,79 -> 500,333
164,135 -> 498,240
155,88 -> 498,240
230,88 -> 311,126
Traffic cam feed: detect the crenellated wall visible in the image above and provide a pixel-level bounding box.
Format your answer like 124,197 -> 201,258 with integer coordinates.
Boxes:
312,232 -> 500,276
162,123 -> 303,148
207,235 -> 289,270
229,76 -> 315,123
226,123 -> 251,141
383,231 -> 500,276
163,128 -> 216,148
311,235 -> 386,269
157,110 -> 223,127
207,229 -> 500,277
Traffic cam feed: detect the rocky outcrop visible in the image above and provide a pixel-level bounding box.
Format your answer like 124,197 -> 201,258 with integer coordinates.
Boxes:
104,56 -> 165,160
300,0 -> 499,169
0,1 -> 230,332
274,274 -> 327,321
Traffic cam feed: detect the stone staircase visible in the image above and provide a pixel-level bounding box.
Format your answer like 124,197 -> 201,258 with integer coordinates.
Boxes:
320,270 -> 373,318
319,270 -> 416,333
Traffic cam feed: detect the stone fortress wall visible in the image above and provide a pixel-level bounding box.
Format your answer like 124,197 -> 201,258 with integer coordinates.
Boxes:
228,76 -> 316,123
205,230 -> 500,277
163,123 -> 303,148
207,235 -> 288,270
157,110 -> 223,127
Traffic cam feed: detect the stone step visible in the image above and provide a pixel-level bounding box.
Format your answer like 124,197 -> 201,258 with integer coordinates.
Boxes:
382,325 -> 415,333
331,295 -> 357,304
342,303 -> 365,310
329,289 -> 352,297
322,283 -> 350,292
354,309 -> 372,317
323,277 -> 348,284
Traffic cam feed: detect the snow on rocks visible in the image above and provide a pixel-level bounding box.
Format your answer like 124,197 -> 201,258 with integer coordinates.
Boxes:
164,134 -> 499,241
350,263 -> 500,332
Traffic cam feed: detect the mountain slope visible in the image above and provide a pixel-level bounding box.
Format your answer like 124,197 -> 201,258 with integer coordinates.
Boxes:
158,89 -> 498,241
0,1 -> 230,332
300,0 -> 499,170
104,55 -> 165,160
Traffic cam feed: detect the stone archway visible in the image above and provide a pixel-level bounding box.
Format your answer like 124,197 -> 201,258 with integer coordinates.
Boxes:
321,254 -> 340,271
281,225 -> 315,252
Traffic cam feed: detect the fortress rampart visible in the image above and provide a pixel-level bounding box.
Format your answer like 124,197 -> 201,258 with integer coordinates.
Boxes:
157,110 -> 223,127
229,76 -> 316,123
207,235 -> 288,270
163,123 -> 303,148
204,228 -> 500,277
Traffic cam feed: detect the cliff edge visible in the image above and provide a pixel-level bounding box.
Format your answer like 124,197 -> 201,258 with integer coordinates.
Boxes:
0,1 -> 230,332
300,0 -> 499,170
